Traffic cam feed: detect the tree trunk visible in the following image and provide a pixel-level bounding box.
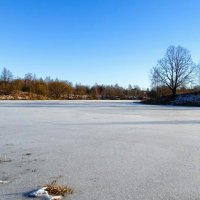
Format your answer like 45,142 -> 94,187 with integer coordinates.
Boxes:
172,88 -> 176,98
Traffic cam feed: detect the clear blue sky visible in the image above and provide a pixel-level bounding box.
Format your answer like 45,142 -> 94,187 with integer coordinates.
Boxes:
0,0 -> 200,88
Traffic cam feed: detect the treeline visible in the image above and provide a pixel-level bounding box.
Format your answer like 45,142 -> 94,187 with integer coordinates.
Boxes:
0,68 -> 147,100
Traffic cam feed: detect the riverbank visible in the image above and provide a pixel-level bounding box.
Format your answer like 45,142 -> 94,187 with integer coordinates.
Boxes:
142,93 -> 200,107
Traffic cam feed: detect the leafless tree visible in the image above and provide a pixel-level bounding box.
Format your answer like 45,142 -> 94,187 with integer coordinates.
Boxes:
151,46 -> 195,97
0,67 -> 13,83
197,63 -> 200,86
0,68 -> 13,94
48,80 -> 72,99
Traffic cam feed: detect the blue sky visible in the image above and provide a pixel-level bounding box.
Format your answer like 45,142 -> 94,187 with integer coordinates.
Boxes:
0,0 -> 200,88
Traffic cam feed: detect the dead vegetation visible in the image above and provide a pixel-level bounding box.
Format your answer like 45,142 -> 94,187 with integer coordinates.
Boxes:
0,157 -> 12,163
45,180 -> 73,197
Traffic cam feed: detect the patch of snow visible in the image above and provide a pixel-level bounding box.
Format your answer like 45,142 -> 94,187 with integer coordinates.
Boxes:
28,187 -> 62,200
0,180 -> 9,184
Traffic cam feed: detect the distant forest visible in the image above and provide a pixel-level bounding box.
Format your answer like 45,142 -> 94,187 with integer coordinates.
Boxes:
0,67 -> 147,100
0,64 -> 199,100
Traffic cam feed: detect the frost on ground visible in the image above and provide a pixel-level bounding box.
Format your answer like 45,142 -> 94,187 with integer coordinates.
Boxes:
0,100 -> 200,200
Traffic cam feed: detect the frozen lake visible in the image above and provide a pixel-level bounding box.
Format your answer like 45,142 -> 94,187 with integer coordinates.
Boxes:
0,100 -> 200,200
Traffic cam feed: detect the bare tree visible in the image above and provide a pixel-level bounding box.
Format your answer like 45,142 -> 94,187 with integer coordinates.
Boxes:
197,63 -> 200,86
151,46 -> 195,97
0,67 -> 13,83
0,68 -> 13,94
24,73 -> 33,92
48,80 -> 71,99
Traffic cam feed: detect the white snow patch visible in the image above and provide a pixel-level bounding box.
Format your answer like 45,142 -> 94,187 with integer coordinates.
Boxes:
0,180 -> 9,184
28,187 -> 62,200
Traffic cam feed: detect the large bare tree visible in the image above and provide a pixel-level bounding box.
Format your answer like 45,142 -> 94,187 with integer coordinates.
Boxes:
151,46 -> 195,97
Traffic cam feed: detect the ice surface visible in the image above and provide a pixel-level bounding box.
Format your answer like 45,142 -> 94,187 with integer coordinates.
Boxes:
0,100 -> 200,200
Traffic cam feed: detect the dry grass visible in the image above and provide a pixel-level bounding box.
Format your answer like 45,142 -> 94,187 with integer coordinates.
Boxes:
0,157 -> 12,163
45,181 -> 73,197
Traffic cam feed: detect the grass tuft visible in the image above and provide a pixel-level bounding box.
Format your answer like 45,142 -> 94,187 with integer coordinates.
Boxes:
0,157 -> 12,163
45,180 -> 73,196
